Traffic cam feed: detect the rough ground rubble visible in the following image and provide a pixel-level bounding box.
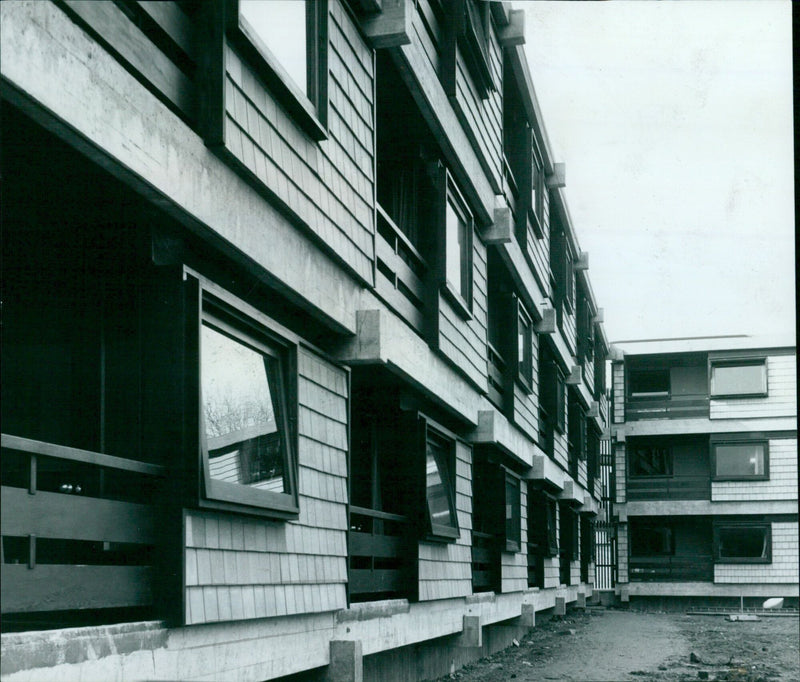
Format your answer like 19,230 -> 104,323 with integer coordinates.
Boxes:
430,608 -> 800,682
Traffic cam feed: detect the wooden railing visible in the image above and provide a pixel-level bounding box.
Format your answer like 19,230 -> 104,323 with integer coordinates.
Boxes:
1,434 -> 165,617
630,555 -> 713,582
375,204 -> 428,336
626,394 -> 709,421
349,505 -> 414,601
471,529 -> 500,593
486,342 -> 507,410
628,474 -> 710,500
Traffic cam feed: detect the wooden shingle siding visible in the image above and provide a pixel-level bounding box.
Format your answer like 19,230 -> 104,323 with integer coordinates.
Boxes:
184,348 -> 349,625
221,0 -> 375,284
712,437 -> 798,502
453,23 -> 503,191
437,234 -> 489,388
418,441 -> 473,600
612,363 -> 625,423
561,305 -> 577,357
710,354 -> 797,420
615,443 -> 627,503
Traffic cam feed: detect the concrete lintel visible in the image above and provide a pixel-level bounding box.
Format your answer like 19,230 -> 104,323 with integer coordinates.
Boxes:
627,499 -> 798,518
534,308 -> 556,334
559,480 -> 584,506
526,454 -> 564,491
614,427 -> 627,443
615,506 -> 628,522
566,365 -> 582,386
619,416 -> 797,438
580,495 -> 598,516
545,163 -> 566,189
484,195 -> 513,243
498,9 -> 525,47
472,410 -> 535,469
456,615 -> 482,648
327,640 -> 363,682
359,0 -> 412,48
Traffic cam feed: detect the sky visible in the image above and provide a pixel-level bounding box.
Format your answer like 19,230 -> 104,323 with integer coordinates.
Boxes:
516,0 -> 795,343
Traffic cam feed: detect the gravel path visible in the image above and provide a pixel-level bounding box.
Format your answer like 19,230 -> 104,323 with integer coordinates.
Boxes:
431,608 -> 800,682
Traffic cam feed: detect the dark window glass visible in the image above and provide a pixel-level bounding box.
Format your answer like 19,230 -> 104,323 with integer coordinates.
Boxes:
505,472 -> 521,552
630,445 -> 672,477
630,523 -> 674,556
517,310 -> 532,388
629,369 -> 670,398
716,526 -> 770,562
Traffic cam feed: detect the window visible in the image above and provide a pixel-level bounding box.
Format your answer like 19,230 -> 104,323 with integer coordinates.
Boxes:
229,0 -> 327,139
442,0 -> 495,99
517,305 -> 533,391
528,490 -> 558,557
504,471 -> 521,552
529,144 -> 545,238
576,289 -> 594,364
442,176 -> 473,316
199,293 -> 298,517
714,523 -> 771,563
423,424 -> 460,541
710,360 -> 767,398
630,522 -> 675,556
559,504 -> 579,561
712,440 -> 768,480
539,343 -> 566,447
629,443 -> 672,477
568,390 -> 587,472
629,369 -> 670,399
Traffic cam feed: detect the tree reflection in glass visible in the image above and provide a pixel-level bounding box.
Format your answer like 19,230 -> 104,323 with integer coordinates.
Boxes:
201,324 -> 286,493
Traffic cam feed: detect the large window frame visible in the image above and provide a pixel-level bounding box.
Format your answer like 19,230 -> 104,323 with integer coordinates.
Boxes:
195,281 -> 299,519
529,489 -> 558,558
227,0 -> 328,140
419,417 -> 461,542
711,437 -> 769,481
441,173 -> 474,318
713,522 -> 772,564
710,359 -> 768,399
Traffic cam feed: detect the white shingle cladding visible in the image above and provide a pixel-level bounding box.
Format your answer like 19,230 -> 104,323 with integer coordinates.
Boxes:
715,521 -> 799,584
710,353 -> 796,420
712,437 -> 797,502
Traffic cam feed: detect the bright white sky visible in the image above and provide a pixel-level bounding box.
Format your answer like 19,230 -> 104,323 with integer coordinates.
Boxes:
517,0 -> 795,342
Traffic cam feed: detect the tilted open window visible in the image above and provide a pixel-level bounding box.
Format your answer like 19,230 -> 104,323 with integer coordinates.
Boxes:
227,0 -> 328,139
714,522 -> 771,564
441,173 -> 474,318
197,285 -> 298,518
629,443 -> 673,477
419,418 -> 460,542
710,359 -> 767,398
528,490 -> 558,558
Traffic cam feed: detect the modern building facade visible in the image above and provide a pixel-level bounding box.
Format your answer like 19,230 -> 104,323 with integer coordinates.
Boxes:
1,1 -> 610,680
611,336 -> 798,604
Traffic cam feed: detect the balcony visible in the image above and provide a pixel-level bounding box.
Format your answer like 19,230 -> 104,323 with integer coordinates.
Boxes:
628,474 -> 710,500
1,434 -> 165,628
375,204 -> 429,336
630,555 -> 713,582
626,393 -> 709,421
349,506 -> 415,602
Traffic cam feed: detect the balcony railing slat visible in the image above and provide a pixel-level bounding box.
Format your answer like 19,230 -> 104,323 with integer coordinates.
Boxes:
1,565 -> 152,613
1,434 -> 166,478
1,486 -> 157,544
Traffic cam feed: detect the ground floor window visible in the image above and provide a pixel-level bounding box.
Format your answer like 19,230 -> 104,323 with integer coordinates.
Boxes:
714,523 -> 771,563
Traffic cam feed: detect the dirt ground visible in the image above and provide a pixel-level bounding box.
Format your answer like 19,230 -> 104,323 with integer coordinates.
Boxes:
430,608 -> 800,682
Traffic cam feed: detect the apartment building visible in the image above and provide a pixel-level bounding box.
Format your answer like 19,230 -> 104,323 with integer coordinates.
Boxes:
611,336 -> 798,605
1,2 -> 610,680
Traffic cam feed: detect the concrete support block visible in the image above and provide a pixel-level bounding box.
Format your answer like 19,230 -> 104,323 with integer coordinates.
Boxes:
576,592 -> 586,609
328,640 -> 363,682
519,603 -> 536,628
554,596 -> 566,617
620,585 -> 630,603
456,615 -> 482,648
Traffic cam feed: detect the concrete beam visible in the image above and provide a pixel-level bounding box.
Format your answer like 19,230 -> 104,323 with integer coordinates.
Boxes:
498,9 -> 526,48
472,410 -> 536,469
566,365 -> 582,386
534,308 -> 557,334
328,640 -> 363,682
626,499 -> 798,518
545,163 -> 566,189
484,195 -> 513,244
526,454 -> 564,491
